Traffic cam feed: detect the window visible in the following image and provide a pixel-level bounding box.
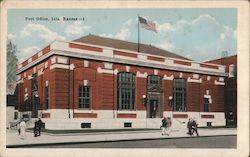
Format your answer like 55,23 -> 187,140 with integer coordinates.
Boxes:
207,122 -> 212,127
173,78 -> 186,111
79,86 -> 91,109
14,112 -> 18,120
117,72 -> 136,110
32,74 -> 38,91
44,86 -> 49,110
124,122 -> 132,128
147,75 -> 162,88
81,123 -> 91,128
229,64 -> 235,78
204,98 -> 210,112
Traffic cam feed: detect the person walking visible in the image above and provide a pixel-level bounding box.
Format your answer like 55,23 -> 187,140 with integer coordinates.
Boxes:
37,118 -> 43,136
19,119 -> 26,140
161,117 -> 167,135
191,119 -> 199,136
17,121 -> 20,135
187,118 -> 193,136
34,120 -> 38,137
166,117 -> 172,136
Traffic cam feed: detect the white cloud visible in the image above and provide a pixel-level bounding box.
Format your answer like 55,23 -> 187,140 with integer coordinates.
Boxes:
185,54 -> 191,59
115,27 -> 130,40
125,19 -> 132,27
153,42 -> 175,51
20,23 -> 66,42
220,33 -> 225,40
156,14 -> 237,61
98,28 -> 131,40
155,22 -> 173,32
170,14 -> 221,33
191,14 -> 219,25
174,14 -> 220,29
114,19 -> 132,40
223,26 -> 236,39
99,33 -> 113,38
20,46 -> 39,55
99,19 -> 132,40
8,33 -> 16,40
18,46 -> 40,62
64,21 -> 91,36
219,26 -> 236,41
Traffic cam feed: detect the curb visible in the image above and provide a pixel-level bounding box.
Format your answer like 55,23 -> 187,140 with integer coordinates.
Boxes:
25,127 -> 235,136
7,134 -> 236,148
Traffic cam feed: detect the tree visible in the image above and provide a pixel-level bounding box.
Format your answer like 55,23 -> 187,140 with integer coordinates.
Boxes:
7,40 -> 18,94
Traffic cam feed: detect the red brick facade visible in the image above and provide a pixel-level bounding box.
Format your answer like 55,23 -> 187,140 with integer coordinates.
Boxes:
15,35 -> 229,129
17,56 -> 225,113
206,55 -> 237,125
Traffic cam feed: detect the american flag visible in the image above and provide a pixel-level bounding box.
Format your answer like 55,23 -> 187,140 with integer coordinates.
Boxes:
138,16 -> 157,33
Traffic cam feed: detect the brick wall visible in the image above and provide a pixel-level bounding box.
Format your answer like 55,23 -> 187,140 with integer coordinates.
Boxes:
17,56 -> 226,113
163,80 -> 172,111
205,55 -> 237,73
136,77 -> 147,110
187,82 -> 201,112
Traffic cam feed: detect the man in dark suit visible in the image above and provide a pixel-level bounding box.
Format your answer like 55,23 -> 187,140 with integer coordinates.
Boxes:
191,119 -> 199,136
37,118 -> 43,136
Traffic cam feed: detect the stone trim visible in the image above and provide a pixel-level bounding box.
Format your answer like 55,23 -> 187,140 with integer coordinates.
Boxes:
163,74 -> 174,80
214,80 -> 225,85
28,75 -> 33,80
16,41 -> 226,77
187,77 -> 202,83
50,64 -> 69,70
136,72 -> 148,78
97,67 -> 114,74
28,58 -> 32,63
38,69 -> 44,76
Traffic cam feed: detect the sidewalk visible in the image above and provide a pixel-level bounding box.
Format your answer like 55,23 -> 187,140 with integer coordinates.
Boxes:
6,128 -> 237,147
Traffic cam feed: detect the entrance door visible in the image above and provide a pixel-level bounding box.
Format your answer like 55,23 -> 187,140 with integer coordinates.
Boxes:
149,100 -> 158,118
204,98 -> 210,112
31,91 -> 38,118
31,73 -> 38,118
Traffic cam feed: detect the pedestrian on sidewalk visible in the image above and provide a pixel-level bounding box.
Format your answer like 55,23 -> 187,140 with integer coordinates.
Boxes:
34,120 -> 39,137
19,119 -> 26,140
37,118 -> 43,136
161,117 -> 167,135
191,119 -> 199,136
187,118 -> 193,136
17,121 -> 20,135
166,117 -> 172,136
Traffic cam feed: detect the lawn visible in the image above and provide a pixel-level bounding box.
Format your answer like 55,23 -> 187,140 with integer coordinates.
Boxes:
198,125 -> 237,129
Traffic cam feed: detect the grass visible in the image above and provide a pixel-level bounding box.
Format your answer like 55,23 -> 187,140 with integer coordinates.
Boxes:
198,125 -> 237,129
27,128 -> 160,134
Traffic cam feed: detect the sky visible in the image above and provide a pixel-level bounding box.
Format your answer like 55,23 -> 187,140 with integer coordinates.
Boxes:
7,8 -> 237,63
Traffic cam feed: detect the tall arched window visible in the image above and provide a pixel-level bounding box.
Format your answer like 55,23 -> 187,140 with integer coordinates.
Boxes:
173,78 -> 186,111
229,64 -> 235,78
117,72 -> 136,110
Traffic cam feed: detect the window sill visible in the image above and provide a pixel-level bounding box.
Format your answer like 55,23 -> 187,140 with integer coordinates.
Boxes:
42,110 -> 50,113
117,110 -> 137,114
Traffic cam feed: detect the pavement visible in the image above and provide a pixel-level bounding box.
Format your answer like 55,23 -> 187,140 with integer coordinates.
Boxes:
6,128 -> 237,147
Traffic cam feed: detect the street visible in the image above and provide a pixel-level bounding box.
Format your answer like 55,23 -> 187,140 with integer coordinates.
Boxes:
25,135 -> 236,148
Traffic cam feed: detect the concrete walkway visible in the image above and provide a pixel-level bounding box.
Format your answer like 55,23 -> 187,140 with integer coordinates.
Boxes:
6,128 -> 236,147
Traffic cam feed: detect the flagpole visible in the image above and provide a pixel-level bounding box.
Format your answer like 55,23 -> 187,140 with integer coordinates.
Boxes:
137,15 -> 140,52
